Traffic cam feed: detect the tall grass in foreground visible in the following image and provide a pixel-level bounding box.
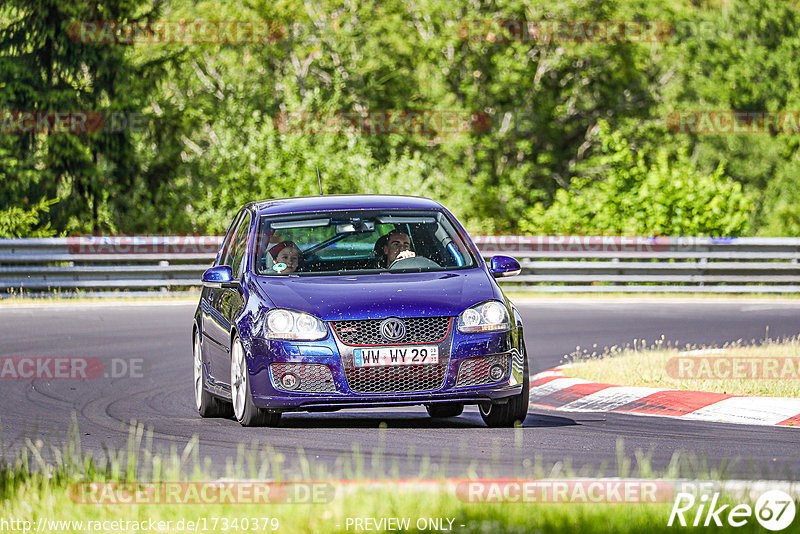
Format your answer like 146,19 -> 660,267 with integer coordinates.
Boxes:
0,418 -> 794,533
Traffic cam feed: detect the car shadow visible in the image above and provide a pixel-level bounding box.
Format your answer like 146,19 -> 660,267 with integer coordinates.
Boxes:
274,409 -> 578,429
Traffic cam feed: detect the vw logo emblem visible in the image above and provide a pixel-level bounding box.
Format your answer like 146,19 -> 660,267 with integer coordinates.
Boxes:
380,318 -> 406,342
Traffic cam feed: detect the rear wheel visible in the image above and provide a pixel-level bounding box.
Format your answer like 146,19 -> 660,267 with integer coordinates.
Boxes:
194,331 -> 233,418
231,336 -> 281,427
425,402 -> 464,418
479,345 -> 529,428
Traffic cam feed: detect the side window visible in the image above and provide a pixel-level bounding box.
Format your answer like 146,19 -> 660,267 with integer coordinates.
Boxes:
228,213 -> 251,278
218,211 -> 244,266
222,213 -> 246,267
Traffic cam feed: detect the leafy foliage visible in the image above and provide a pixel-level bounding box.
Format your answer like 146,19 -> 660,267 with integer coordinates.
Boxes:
0,197 -> 57,237
0,0 -> 167,233
522,122 -> 752,236
0,0 -> 797,236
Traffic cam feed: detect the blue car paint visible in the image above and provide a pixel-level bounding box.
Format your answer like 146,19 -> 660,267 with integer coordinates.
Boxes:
193,195 -> 526,412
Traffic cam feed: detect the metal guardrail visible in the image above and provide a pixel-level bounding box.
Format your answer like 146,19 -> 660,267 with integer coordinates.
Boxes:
1,235 -> 800,294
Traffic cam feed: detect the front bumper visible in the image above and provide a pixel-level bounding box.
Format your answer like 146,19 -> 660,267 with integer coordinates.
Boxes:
254,385 -> 523,411
242,325 -> 525,412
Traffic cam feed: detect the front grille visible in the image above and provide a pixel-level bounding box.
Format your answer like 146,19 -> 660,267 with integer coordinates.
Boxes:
343,365 -> 446,394
269,363 -> 336,393
334,316 -> 452,393
455,354 -> 511,387
332,317 -> 451,346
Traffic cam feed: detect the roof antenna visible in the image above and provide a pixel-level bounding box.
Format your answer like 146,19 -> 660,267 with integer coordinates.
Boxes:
316,166 -> 323,195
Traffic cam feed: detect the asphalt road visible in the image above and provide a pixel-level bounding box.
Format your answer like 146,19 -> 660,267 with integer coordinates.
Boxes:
1,298 -> 798,481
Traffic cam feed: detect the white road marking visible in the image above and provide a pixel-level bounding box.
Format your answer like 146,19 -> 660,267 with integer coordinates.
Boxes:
528,377 -> 592,401
682,396 -> 800,426
558,386 -> 667,412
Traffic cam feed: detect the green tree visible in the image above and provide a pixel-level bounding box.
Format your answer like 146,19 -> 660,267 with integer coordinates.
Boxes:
661,0 -> 800,235
0,197 -> 56,237
521,121 -> 752,236
0,0 -> 166,233
1,0 -> 781,237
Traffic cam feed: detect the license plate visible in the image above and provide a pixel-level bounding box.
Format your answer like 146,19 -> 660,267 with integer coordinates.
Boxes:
353,346 -> 439,367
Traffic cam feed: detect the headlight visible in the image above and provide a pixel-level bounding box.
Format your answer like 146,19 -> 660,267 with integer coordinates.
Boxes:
264,309 -> 328,340
457,301 -> 510,333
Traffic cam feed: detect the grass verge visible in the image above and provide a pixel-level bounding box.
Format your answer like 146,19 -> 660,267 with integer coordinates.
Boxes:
562,337 -> 800,397
1,479 -> 765,534
0,421 -> 795,533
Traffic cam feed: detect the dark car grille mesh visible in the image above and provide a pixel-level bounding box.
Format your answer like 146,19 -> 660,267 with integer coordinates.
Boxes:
455,354 -> 511,387
332,317 -> 451,346
269,363 -> 336,393
344,364 -> 446,394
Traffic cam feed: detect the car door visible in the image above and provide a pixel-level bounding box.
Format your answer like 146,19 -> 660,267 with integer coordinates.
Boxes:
207,211 -> 250,386
202,211 -> 246,384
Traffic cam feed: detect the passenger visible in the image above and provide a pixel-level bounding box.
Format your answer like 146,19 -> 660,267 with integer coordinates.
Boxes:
269,240 -> 302,274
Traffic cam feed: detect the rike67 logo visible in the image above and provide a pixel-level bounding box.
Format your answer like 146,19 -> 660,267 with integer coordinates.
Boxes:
668,490 -> 796,531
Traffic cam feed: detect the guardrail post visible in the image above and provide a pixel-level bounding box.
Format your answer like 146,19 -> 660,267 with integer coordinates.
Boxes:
699,257 -> 708,287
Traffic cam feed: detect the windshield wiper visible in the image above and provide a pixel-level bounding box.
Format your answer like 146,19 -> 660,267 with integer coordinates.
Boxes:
302,233 -> 350,256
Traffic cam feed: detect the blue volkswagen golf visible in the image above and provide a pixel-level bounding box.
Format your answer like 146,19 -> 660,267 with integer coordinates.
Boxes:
193,195 -> 529,427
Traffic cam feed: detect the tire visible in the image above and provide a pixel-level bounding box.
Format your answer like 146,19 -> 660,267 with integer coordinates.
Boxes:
194,330 -> 233,418
479,344 -> 529,428
426,402 -> 464,418
231,336 -> 281,427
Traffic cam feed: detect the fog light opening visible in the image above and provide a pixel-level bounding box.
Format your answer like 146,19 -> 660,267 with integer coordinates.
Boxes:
281,373 -> 299,390
489,365 -> 505,381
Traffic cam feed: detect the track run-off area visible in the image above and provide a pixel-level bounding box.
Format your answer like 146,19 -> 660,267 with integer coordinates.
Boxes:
1,297 -> 798,480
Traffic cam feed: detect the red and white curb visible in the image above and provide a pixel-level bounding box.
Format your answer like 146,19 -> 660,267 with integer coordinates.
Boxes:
529,368 -> 800,428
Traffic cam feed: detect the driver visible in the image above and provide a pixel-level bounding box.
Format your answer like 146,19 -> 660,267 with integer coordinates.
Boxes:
382,230 -> 416,267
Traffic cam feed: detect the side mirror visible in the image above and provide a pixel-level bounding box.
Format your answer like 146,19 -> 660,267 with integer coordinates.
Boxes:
202,265 -> 238,288
489,255 -> 521,278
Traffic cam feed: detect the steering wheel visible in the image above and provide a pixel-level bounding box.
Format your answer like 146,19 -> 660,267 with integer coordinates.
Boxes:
388,255 -> 440,270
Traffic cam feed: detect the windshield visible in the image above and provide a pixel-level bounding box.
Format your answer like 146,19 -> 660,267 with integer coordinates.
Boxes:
254,210 -> 477,276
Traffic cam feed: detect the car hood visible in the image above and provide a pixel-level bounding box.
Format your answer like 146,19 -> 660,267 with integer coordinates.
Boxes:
253,269 -> 497,320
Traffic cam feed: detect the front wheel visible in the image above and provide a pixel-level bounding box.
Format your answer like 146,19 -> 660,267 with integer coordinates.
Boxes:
479,345 -> 529,427
231,336 -> 281,427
